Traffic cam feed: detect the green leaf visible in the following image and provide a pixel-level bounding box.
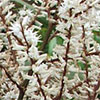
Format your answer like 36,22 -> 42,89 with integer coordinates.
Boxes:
77,61 -> 85,70
38,28 -> 48,50
67,72 -> 76,80
47,36 -> 64,55
10,0 -> 35,12
92,29 -> 100,43
61,98 -> 64,100
48,37 -> 57,55
56,36 -> 64,45
67,71 -> 84,80
37,17 -> 48,28
25,60 -> 31,66
38,28 -> 48,40
77,61 -> 91,70
0,70 -> 2,77
93,34 -> 100,44
78,72 -> 84,80
88,64 -> 91,68
92,29 -> 100,36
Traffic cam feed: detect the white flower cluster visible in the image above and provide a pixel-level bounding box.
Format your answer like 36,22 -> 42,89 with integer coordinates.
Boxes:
0,0 -> 100,100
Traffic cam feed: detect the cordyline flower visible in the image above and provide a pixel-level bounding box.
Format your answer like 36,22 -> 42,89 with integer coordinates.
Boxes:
0,0 -> 100,100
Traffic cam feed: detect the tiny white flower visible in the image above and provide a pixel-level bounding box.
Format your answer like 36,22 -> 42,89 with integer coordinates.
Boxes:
83,86 -> 93,93
28,44 -> 39,59
10,21 -> 23,38
12,41 -> 27,51
22,16 -> 30,26
64,90 -> 73,99
19,66 -> 31,71
36,54 -> 47,65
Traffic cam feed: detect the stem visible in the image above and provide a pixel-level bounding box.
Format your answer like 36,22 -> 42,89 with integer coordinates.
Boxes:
53,25 -> 72,100
0,9 -> 17,65
18,69 -> 33,100
91,79 -> 100,100
17,22 -> 47,100
35,73 -> 47,100
82,25 -> 91,100
0,65 -> 23,92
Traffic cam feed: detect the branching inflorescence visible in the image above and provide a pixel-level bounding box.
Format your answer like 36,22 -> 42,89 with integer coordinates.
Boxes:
0,0 -> 100,100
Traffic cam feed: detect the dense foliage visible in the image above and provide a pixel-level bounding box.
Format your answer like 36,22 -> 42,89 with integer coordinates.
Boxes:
0,0 -> 100,100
